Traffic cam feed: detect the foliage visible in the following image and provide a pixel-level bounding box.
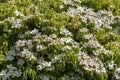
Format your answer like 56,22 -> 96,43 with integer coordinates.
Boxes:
81,0 -> 120,15
0,0 -> 120,80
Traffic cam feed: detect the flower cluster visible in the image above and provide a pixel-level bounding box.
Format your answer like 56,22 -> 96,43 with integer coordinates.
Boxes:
79,53 -> 106,73
36,58 -> 52,71
65,6 -> 114,29
5,17 -> 22,29
0,64 -> 22,80
114,68 -> 120,80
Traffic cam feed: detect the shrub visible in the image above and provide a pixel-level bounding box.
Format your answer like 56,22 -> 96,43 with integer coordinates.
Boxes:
1,0 -> 120,80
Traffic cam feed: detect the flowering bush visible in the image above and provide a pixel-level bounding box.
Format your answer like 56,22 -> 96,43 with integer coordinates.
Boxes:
1,0 -> 120,80
81,0 -> 120,15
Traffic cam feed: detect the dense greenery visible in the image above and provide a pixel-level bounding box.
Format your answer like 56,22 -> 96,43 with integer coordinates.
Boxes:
0,0 -> 120,80
81,0 -> 120,15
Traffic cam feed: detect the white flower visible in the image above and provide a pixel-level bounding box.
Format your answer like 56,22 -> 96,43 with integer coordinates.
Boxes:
62,45 -> 72,51
0,70 -> 8,80
49,34 -> 57,39
60,37 -> 73,43
0,64 -> 22,79
64,5 -> 115,28
65,7 -> 77,17
0,70 -> 7,76
25,29 -> 38,35
5,50 -> 16,61
79,54 -> 106,73
21,49 -> 36,60
59,5 -> 64,9
36,58 -> 51,71
83,34 -> 94,40
15,10 -> 19,16
74,0 -> 81,2
11,19 -> 22,29
21,49 -> 30,57
37,45 -> 47,51
17,59 -> 25,65
62,0 -> 73,5
79,28 -> 88,32
77,6 -> 85,13
30,54 -> 37,61
15,10 -> 24,16
52,53 -> 65,63
30,29 -> 38,35
0,21 -> 3,24
108,60 -> 116,70
84,39 -> 101,48
27,39 -> 33,49
42,35 -> 53,42
5,55 -> 14,61
15,40 -> 27,49
115,68 -> 120,80
60,28 -> 72,36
